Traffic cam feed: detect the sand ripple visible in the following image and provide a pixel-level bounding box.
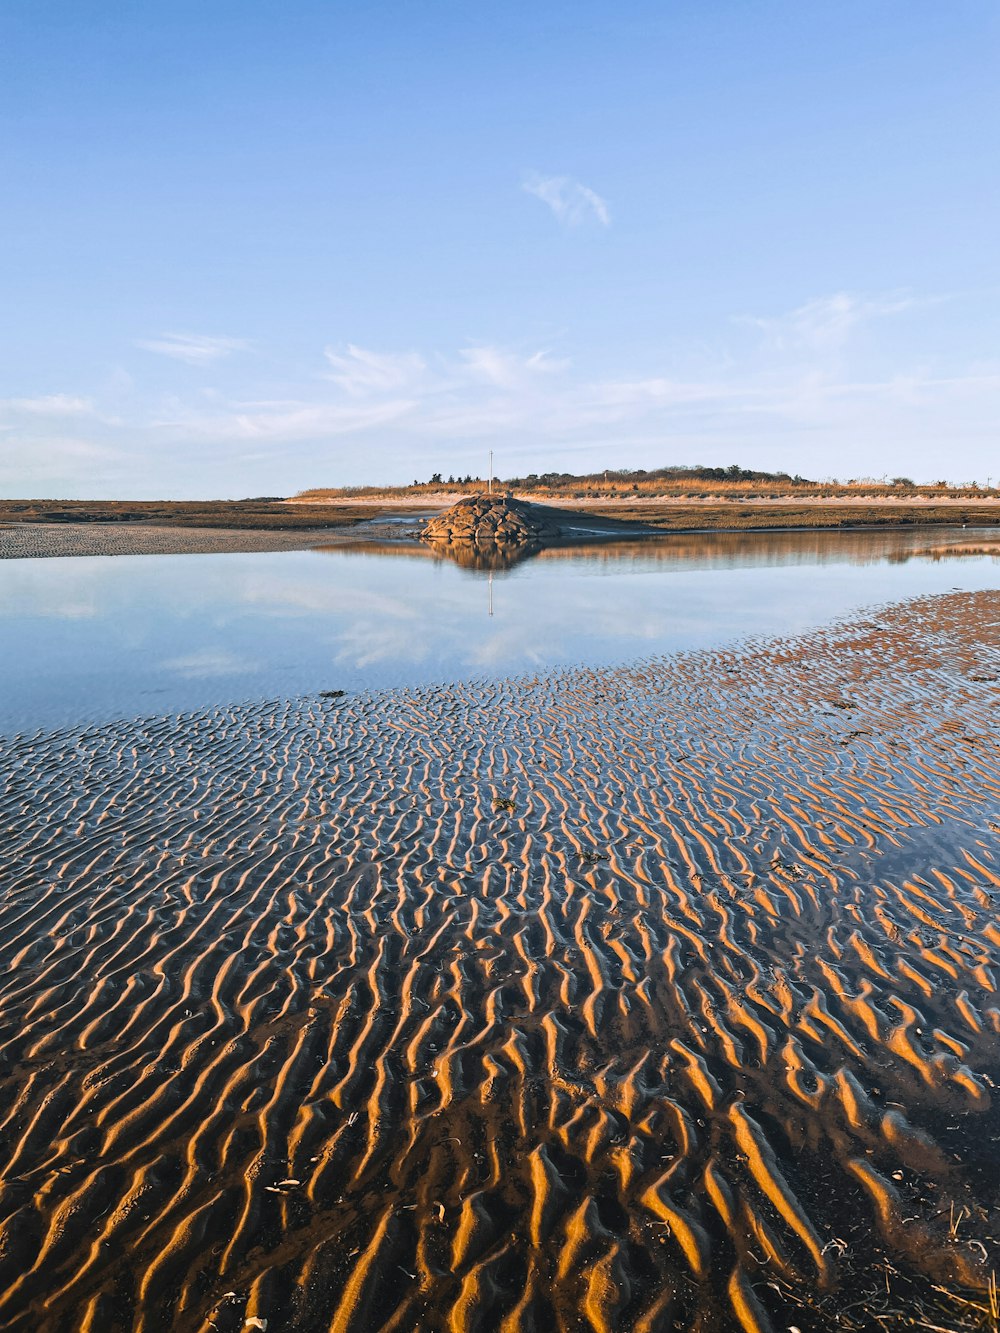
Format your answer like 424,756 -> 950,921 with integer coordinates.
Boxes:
1,591 -> 998,1331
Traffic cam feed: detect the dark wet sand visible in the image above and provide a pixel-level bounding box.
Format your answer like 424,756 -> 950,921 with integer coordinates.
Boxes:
0,522 -> 420,560
0,592 -> 998,1331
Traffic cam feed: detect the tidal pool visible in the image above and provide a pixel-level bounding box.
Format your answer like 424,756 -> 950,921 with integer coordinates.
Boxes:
2,526 -> 998,732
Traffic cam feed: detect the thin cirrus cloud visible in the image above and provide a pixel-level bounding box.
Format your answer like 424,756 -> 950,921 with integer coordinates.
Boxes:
522,172 -> 610,227
0,394 -> 95,419
114,305 -> 993,448
324,344 -> 427,395
736,291 -> 930,353
324,342 -> 566,396
136,332 -> 252,365
458,345 -> 569,389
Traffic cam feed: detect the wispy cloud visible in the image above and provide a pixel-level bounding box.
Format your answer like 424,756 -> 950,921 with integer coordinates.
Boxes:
136,333 -> 252,365
322,342 -> 567,397
151,395 -> 417,442
143,343 -> 574,445
738,291 -> 927,352
458,345 -> 569,389
522,172 -> 610,227
0,394 -> 95,418
324,344 -> 426,395
108,305 -> 1000,467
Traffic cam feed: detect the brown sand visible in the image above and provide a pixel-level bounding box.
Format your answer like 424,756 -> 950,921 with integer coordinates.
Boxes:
1,594 -> 998,1331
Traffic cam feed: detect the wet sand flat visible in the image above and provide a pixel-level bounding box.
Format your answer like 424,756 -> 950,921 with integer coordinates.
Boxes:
1,593 -> 998,1331
0,523 -> 417,560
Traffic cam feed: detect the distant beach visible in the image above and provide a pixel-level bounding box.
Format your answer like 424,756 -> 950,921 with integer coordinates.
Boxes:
0,591 -> 997,1330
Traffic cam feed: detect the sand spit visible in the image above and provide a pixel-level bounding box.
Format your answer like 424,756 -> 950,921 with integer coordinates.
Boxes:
0,522 -> 423,561
1,594 -> 999,1331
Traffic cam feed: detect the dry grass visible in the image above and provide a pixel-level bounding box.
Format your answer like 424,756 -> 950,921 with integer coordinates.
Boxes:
296,476 -> 1000,504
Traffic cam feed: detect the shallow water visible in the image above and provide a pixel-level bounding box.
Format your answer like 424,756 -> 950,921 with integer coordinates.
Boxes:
1,526 -> 998,732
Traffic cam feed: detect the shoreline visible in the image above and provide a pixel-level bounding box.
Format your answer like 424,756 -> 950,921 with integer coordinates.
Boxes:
1,592 -> 998,1329
2,492 -> 1000,561
0,519 -> 424,560
3,515 -> 1000,560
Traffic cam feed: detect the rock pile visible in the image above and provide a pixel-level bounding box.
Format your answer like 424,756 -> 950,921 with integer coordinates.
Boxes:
421,494 -> 558,547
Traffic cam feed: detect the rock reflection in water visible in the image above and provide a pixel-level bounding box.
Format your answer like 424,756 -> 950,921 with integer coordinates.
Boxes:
314,538 -> 541,571
425,537 -> 542,571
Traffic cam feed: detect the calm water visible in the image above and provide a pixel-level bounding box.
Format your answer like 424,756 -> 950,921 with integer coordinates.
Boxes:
2,528 -> 998,733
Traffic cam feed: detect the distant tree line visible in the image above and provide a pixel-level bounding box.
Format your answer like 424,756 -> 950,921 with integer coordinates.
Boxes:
413,473 -> 482,486
502,464 -> 815,490
408,464 -> 817,489
400,467 -> 990,493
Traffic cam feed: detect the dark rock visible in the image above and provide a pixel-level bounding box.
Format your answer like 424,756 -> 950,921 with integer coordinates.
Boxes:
422,494 -> 556,547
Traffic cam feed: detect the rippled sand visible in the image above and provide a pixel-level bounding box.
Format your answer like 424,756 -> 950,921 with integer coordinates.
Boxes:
0,522 -> 428,560
1,592 -> 998,1332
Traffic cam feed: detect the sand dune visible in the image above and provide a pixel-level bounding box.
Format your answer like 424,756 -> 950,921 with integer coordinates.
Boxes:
0,592 -> 998,1331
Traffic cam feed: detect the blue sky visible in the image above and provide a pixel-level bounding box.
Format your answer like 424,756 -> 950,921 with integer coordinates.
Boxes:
1,1 -> 998,497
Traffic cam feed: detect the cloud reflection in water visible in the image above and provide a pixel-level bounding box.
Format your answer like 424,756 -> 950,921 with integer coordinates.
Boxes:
0,528 -> 997,732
